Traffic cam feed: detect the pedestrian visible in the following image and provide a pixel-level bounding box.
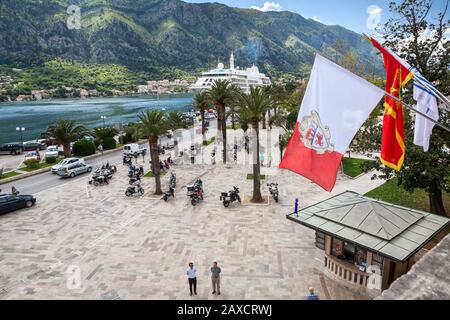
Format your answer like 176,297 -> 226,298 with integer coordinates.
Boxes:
268,154 -> 272,167
98,143 -> 104,155
294,198 -> 299,217
259,152 -> 265,167
11,186 -> 19,196
186,262 -> 197,296
306,287 -> 320,300
211,261 -> 221,295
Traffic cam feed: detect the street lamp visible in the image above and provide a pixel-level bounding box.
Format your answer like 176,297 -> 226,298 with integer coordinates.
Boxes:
100,116 -> 107,127
16,127 -> 25,145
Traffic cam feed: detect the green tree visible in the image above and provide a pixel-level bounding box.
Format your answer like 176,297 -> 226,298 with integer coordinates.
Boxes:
192,91 -> 210,145
42,119 -> 87,158
138,110 -> 169,195
364,0 -> 450,216
207,80 -> 238,163
238,86 -> 272,203
93,126 -> 118,150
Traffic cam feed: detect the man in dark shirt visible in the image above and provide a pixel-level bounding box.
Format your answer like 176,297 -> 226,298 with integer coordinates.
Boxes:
211,261 -> 221,295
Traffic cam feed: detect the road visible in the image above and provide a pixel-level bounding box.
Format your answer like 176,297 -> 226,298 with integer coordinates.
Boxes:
0,120 -> 218,195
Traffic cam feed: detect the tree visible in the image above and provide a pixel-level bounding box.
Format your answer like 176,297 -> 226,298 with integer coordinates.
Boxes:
42,119 -> 87,158
238,86 -> 271,203
167,110 -> 186,130
366,0 -> 450,216
93,126 -> 118,150
192,91 -> 210,145
138,110 -> 169,195
207,80 -> 238,163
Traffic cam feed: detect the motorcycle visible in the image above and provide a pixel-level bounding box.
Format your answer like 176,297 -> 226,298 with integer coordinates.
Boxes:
170,172 -> 177,188
123,155 -> 133,166
125,182 -> 145,197
103,162 -> 117,174
163,187 -> 175,202
187,179 -> 203,206
220,186 -> 241,207
89,168 -> 113,186
128,165 -> 143,178
267,183 -> 279,203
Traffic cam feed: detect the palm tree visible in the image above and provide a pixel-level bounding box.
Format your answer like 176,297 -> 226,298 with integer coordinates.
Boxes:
139,110 -> 169,195
227,102 -> 240,130
192,91 -> 210,145
42,119 -> 87,158
93,126 -> 118,145
207,79 -> 238,163
167,110 -> 186,130
238,86 -> 271,203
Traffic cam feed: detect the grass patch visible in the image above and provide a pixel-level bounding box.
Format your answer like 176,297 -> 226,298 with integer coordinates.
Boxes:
226,124 -> 241,130
246,174 -> 267,180
144,171 -> 168,178
342,157 -> 374,178
21,162 -> 55,172
365,178 -> 450,213
0,171 -> 22,180
206,137 -> 216,145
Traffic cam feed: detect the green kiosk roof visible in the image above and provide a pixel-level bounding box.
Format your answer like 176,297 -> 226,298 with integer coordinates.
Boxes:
287,191 -> 450,262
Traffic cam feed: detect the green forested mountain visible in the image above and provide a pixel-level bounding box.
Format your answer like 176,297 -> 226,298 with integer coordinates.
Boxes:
0,0 -> 381,80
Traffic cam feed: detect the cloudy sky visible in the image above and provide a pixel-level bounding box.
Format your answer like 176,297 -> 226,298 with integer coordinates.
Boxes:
184,0 -> 449,35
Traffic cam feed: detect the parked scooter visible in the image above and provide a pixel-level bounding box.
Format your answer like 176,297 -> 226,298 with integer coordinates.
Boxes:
220,186 -> 241,207
187,179 -> 204,206
123,155 -> 133,166
89,168 -> 113,186
125,182 -> 145,197
267,182 -> 279,203
163,187 -> 175,202
103,162 -> 117,174
170,172 -> 177,188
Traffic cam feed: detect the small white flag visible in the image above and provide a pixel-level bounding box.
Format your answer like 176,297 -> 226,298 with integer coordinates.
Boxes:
413,75 -> 439,152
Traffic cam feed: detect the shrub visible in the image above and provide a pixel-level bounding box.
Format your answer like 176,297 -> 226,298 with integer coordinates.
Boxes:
103,137 -> 117,150
24,159 -> 41,169
72,139 -> 96,157
45,157 -> 57,164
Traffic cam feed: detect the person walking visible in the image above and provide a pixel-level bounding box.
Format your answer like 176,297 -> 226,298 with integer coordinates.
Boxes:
306,287 -> 320,300
98,143 -> 104,155
211,261 -> 221,295
186,262 -> 197,296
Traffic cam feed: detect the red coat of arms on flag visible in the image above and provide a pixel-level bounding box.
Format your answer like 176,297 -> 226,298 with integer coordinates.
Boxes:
299,111 -> 334,155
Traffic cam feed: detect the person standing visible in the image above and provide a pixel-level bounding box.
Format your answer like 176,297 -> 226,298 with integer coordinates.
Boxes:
211,261 -> 221,295
186,262 -> 197,296
98,143 -> 104,155
306,287 -> 320,300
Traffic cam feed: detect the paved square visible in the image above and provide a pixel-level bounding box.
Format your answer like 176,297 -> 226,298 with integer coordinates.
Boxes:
0,131 -> 383,300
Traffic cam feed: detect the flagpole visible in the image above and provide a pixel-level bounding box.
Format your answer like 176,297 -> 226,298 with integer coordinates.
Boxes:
384,91 -> 450,133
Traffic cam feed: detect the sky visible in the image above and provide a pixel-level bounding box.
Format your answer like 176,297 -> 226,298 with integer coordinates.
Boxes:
184,0 -> 449,35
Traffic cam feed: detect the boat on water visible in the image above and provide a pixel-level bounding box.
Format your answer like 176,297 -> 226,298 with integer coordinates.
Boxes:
190,52 -> 271,93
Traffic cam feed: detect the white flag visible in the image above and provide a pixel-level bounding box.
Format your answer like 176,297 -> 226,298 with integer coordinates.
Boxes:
413,76 -> 439,152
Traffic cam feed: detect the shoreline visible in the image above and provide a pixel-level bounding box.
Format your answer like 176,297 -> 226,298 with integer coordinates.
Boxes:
0,91 -> 193,105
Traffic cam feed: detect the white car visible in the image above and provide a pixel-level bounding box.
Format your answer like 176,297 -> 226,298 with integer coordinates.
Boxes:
123,144 -> 147,157
24,151 -> 41,162
45,146 -> 59,159
51,158 -> 84,174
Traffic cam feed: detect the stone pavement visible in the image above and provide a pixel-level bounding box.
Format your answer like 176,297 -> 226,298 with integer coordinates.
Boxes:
0,129 -> 385,300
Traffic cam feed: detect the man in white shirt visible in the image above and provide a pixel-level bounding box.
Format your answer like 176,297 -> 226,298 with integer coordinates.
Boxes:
186,262 -> 197,296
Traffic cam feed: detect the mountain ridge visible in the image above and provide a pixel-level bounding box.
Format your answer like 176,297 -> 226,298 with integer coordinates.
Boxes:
0,0 -> 381,78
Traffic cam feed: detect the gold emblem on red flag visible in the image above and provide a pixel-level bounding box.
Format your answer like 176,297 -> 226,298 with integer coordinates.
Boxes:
299,111 -> 334,155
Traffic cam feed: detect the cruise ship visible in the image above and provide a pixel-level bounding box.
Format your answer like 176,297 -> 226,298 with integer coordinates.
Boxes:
190,52 -> 271,93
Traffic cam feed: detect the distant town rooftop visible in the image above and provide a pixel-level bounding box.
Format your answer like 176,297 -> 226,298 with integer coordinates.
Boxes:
287,191 -> 450,262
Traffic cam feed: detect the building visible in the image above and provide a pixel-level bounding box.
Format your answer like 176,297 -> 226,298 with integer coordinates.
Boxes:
287,191 -> 449,292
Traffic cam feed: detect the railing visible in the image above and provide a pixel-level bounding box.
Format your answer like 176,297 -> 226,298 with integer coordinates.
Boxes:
324,255 -> 370,288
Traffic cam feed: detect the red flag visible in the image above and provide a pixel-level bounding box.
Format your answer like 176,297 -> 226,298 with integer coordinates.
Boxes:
370,38 -> 413,171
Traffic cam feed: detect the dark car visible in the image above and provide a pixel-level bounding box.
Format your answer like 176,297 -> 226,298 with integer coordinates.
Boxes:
23,142 -> 46,151
0,194 -> 36,215
0,143 -> 23,155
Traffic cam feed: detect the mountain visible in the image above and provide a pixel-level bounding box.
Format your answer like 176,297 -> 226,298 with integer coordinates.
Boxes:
0,0 -> 381,79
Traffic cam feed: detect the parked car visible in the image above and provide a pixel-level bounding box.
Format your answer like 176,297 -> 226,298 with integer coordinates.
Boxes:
123,144 -> 147,157
0,143 -> 23,155
22,142 -> 46,151
0,194 -> 36,215
24,151 -> 41,162
45,146 -> 59,159
57,161 -> 93,178
51,158 -> 83,174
